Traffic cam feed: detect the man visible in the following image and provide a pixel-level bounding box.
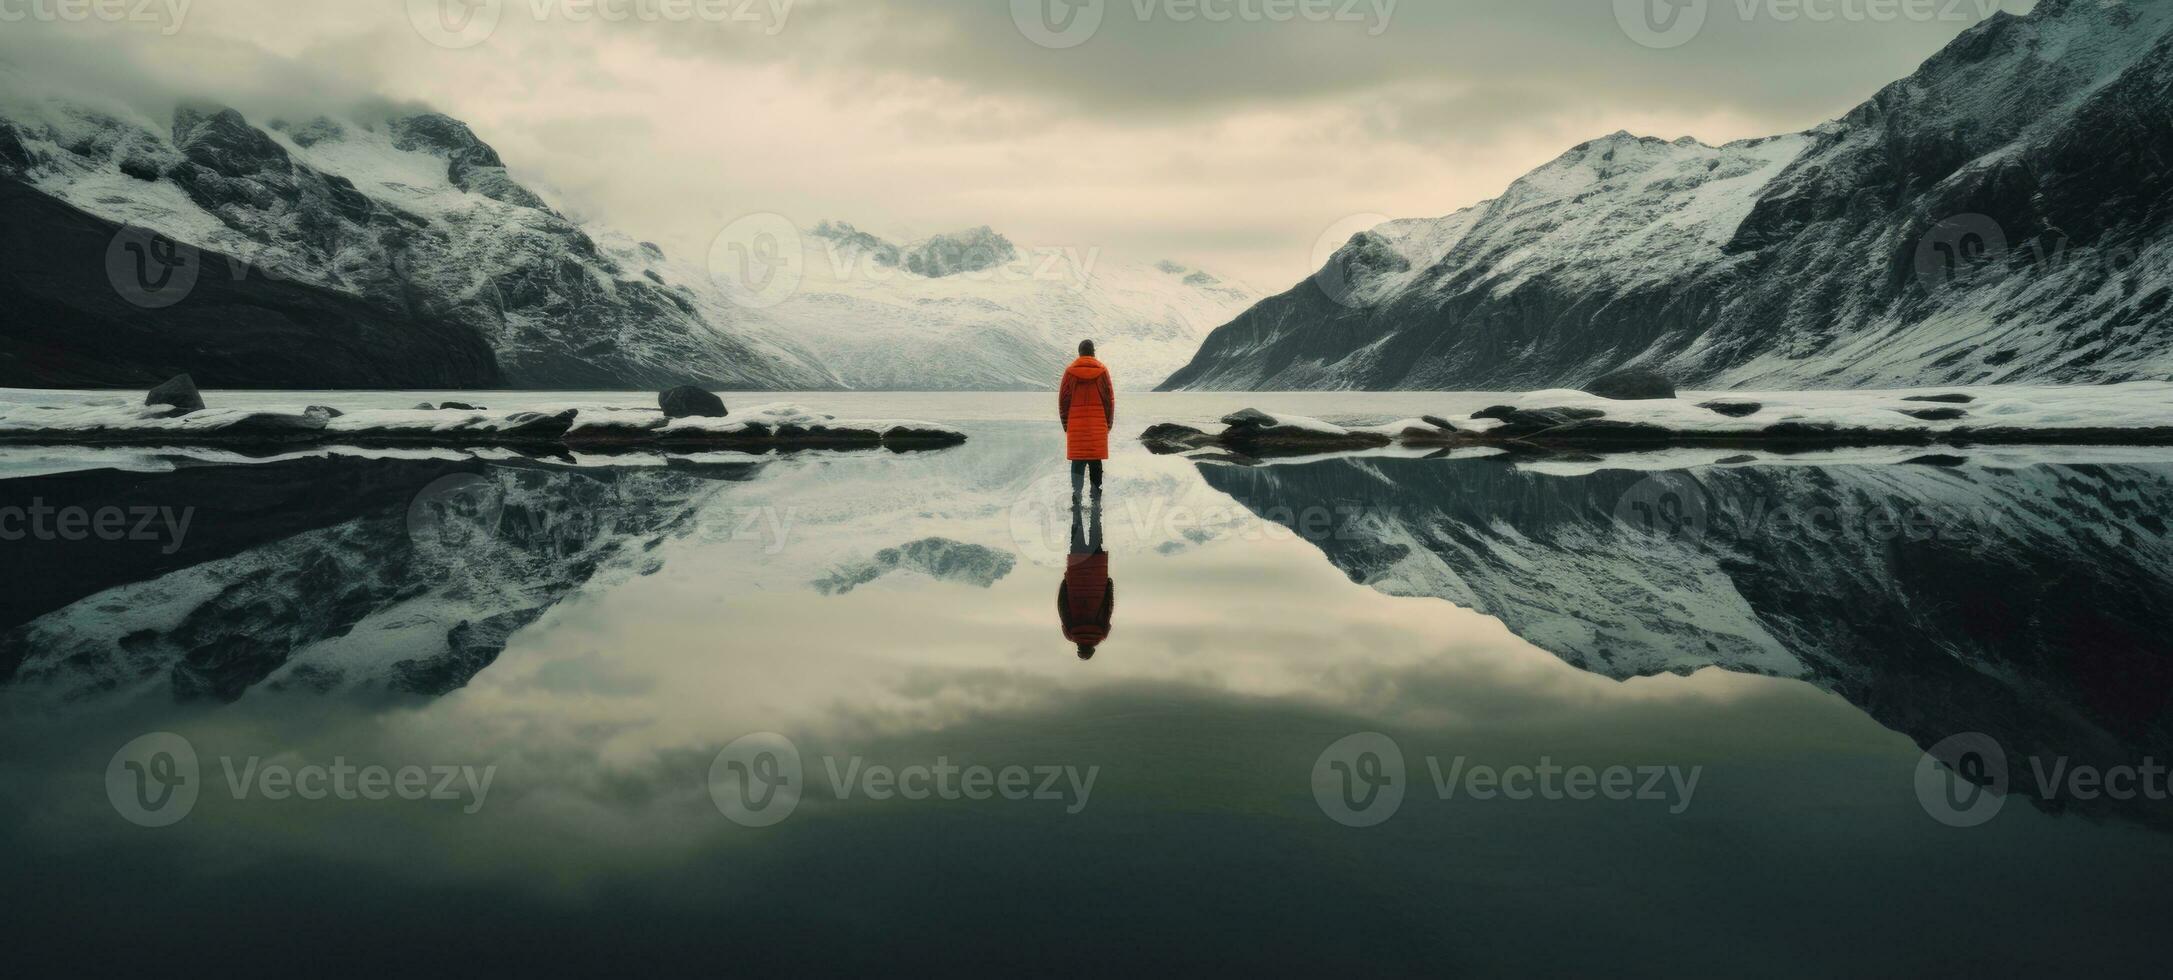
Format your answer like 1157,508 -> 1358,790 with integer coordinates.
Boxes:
1058,340 -> 1115,499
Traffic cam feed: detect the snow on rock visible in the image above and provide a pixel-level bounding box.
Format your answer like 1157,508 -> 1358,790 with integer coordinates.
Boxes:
0,398 -> 964,451
0,68 -> 834,390
1146,383 -> 2173,459
1165,0 -> 2173,391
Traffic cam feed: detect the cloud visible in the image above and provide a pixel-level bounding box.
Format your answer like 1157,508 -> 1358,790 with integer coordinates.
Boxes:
0,0 -> 2030,286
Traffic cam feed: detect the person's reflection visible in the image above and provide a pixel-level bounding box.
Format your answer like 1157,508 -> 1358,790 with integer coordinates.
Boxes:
1058,498 -> 1114,661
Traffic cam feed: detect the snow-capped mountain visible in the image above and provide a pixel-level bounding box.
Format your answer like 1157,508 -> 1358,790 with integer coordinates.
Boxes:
1164,0 -> 2173,391
752,220 -> 1258,391
0,70 -> 836,390
0,67 -> 1254,392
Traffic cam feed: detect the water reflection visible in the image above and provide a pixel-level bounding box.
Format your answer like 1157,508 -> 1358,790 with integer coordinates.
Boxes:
1060,499 -> 1114,661
4,431 -> 2173,973
1197,453 -> 2173,829
0,454 -> 765,700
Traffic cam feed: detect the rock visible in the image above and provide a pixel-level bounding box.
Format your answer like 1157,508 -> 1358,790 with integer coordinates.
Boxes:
1472,406 -> 1520,422
118,153 -> 164,182
1700,401 -> 1763,418
304,405 -> 343,420
1140,422 -> 1215,454
439,401 -> 484,411
659,386 -> 728,419
1904,454 -> 1970,467
1900,407 -> 1969,422
1581,368 -> 1677,401
1904,393 -> 1976,404
1716,454 -> 1759,465
413,403 -> 437,411
145,374 -> 205,414
1421,415 -> 1460,432
0,122 -> 31,173
1486,407 -> 1607,436
1220,408 -> 1281,429
171,104 -> 291,176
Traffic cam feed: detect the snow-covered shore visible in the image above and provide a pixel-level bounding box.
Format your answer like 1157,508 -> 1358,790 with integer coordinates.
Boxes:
1142,383 -> 2173,459
0,398 -> 967,453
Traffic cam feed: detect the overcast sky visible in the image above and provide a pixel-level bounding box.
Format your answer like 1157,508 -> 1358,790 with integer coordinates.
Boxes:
3,0 -> 2032,286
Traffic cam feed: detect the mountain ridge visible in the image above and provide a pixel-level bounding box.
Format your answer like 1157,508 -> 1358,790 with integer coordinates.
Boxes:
1163,0 -> 2173,391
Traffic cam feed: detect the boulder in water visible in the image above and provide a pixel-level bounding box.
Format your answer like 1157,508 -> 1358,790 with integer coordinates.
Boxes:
1700,401 -> 1763,418
146,374 -> 205,415
660,386 -> 728,419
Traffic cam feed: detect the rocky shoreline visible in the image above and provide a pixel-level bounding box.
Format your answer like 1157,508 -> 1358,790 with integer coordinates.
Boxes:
1142,382 -> 2173,461
0,376 -> 968,454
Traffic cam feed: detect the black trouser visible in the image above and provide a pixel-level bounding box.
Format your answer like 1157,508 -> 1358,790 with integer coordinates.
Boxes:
1071,460 -> 1103,496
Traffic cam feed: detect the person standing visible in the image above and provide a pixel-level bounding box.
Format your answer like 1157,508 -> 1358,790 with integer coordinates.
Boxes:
1059,340 -> 1115,499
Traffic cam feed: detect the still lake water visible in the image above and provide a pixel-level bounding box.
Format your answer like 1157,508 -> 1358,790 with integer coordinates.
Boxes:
3,391 -> 2171,975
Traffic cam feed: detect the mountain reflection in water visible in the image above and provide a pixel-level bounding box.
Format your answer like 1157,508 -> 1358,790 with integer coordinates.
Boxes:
1200,454 -> 2173,829
3,422 -> 2172,975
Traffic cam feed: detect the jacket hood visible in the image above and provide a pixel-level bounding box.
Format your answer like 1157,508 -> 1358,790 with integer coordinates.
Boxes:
1065,356 -> 1107,379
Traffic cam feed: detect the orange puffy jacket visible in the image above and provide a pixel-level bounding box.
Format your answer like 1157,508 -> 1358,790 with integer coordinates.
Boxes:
1059,357 -> 1116,461
1059,553 -> 1114,651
